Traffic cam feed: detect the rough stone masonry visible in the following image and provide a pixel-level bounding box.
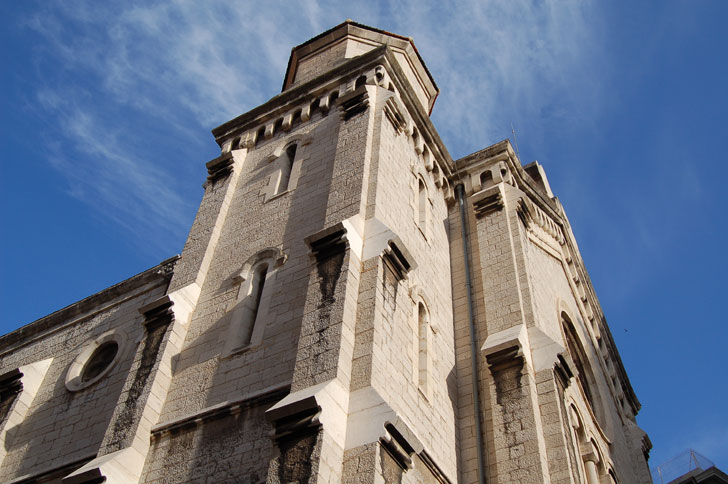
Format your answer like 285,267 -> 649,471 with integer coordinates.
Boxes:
0,21 -> 652,484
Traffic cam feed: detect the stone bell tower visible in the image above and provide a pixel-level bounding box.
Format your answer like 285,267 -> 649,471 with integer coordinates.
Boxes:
139,20 -> 460,483
0,20 -> 652,484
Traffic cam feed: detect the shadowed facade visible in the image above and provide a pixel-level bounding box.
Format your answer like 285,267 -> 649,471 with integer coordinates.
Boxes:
0,21 -> 652,484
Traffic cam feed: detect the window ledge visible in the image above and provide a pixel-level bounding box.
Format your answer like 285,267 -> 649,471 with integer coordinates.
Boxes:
266,189 -> 291,203
222,343 -> 261,359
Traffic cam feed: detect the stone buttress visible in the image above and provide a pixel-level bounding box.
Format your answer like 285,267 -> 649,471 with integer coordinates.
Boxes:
449,142 -> 652,483
0,20 -> 652,484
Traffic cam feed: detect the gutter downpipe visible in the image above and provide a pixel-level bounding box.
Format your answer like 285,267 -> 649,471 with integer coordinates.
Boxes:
456,183 -> 487,484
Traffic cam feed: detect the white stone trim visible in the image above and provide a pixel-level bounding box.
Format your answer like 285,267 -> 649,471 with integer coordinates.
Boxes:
65,330 -> 127,392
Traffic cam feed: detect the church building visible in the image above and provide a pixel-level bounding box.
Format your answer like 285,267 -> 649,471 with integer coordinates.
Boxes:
0,21 -> 652,483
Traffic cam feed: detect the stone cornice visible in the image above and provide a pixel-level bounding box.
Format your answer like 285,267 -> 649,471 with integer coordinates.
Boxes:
282,20 -> 439,111
212,46 -> 389,141
454,139 -> 641,414
0,256 -> 179,356
211,46 -> 454,181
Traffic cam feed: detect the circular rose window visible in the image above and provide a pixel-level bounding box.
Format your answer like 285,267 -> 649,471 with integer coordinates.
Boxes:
66,330 -> 126,392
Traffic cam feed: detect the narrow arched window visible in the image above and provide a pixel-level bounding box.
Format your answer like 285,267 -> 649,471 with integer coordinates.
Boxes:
418,302 -> 429,392
480,170 -> 493,189
255,126 -> 266,146
277,144 -> 297,194
240,262 -> 269,346
418,179 -> 427,228
562,314 -> 604,425
291,109 -> 302,128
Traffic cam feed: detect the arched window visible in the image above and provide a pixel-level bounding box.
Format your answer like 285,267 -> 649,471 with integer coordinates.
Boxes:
255,126 -> 266,146
417,178 -> 428,233
418,302 -> 429,393
237,262 -> 269,348
562,314 -> 604,424
224,248 -> 285,355
277,144 -> 297,194
480,170 -> 493,189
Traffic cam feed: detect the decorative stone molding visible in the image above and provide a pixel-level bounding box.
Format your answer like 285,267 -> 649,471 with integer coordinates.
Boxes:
205,152 -> 234,183
305,223 -> 349,262
555,354 -> 575,388
382,239 -> 416,282
384,95 -> 407,133
471,185 -> 504,218
380,422 -> 416,470
139,296 -> 175,331
232,247 -> 287,285
65,330 -> 127,392
517,197 -> 565,245
338,85 -> 369,120
0,369 -> 23,426
420,450 -> 454,484
152,384 -> 289,440
154,256 -> 177,279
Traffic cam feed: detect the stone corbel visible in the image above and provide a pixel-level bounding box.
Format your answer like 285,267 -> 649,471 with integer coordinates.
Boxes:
139,295 -> 175,331
555,353 -> 575,388
242,131 -> 255,149
301,103 -> 311,122
382,238 -> 416,282
383,95 -> 407,133
0,370 -> 23,426
319,95 -> 331,113
373,65 -> 392,90
338,85 -> 370,121
471,185 -> 504,218
205,151 -> 234,183
379,421 -> 422,471
282,113 -> 293,131
516,198 -> 534,229
481,325 -> 526,370
414,134 -> 424,155
305,223 -> 349,263
266,379 -> 348,449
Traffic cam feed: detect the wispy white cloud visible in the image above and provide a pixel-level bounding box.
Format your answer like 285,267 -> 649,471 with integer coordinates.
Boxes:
25,0 -> 601,253
34,88 -> 191,252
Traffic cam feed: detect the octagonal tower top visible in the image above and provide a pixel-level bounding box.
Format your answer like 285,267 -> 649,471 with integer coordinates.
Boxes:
283,20 -> 439,114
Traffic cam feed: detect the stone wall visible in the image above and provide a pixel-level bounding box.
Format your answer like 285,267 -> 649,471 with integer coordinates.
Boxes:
0,265 -> 171,482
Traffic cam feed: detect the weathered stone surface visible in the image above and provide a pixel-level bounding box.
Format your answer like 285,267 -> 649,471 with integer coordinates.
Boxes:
0,20 -> 651,484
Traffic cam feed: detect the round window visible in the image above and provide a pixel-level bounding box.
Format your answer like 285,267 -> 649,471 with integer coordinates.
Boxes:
81,341 -> 119,383
65,330 -> 126,392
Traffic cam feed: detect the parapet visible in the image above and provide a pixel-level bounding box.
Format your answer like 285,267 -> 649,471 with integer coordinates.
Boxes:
282,20 -> 439,114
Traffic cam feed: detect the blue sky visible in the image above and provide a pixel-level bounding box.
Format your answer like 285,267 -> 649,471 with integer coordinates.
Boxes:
1,0 -> 726,475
